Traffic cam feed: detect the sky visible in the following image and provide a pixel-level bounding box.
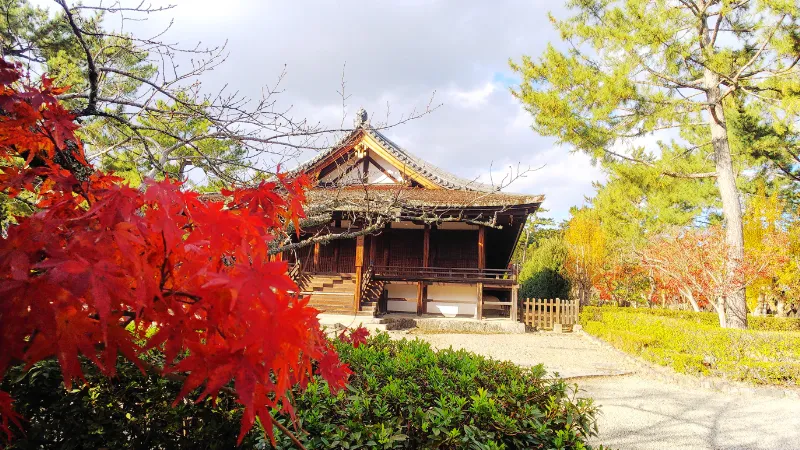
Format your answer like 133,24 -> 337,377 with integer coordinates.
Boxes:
41,0 -> 608,222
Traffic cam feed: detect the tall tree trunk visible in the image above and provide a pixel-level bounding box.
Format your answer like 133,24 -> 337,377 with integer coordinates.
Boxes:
704,69 -> 747,329
715,298 -> 727,328
681,288 -> 701,312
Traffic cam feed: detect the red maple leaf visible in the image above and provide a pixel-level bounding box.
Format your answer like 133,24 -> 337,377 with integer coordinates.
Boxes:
0,58 -> 343,445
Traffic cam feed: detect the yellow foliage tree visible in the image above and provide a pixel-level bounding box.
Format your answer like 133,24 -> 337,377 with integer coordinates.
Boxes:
743,187 -> 800,315
563,208 -> 607,305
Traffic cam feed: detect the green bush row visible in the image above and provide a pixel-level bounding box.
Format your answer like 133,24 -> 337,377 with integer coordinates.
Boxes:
588,306 -> 800,332
3,332 -> 605,449
580,306 -> 800,386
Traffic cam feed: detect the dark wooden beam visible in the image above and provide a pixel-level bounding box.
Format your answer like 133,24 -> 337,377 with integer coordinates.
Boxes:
365,155 -> 400,183
416,281 -> 424,316
511,285 -> 519,322
369,234 -> 377,266
475,282 -> 483,320
329,159 -> 361,184
353,235 -> 365,313
478,225 -> 486,270
382,231 -> 390,266
422,284 -> 428,314
423,225 -> 430,268
333,241 -> 340,273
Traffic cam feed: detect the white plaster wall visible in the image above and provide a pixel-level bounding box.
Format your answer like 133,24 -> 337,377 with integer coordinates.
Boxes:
427,284 -> 478,317
427,285 -> 477,302
387,300 -> 417,313
427,302 -> 476,317
384,283 -> 496,317
319,161 -> 353,182
386,283 -> 417,299
367,152 -> 402,184
318,150 -> 402,185
386,283 -> 419,313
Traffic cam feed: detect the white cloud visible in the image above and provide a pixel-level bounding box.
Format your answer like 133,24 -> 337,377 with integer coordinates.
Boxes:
448,82 -> 498,109
39,0 -> 597,223
507,104 -> 532,133
477,147 -> 606,222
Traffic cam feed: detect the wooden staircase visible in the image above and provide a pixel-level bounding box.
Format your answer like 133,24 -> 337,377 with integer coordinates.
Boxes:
359,267 -> 385,317
302,273 -> 358,314
292,267 -> 387,317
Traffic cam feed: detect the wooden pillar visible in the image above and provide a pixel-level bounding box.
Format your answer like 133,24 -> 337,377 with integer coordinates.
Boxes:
477,226 -> 486,270
511,285 -> 519,322
423,225 -> 430,268
333,241 -> 339,273
313,242 -> 320,272
382,230 -> 390,266
369,235 -> 377,266
476,226 -> 485,321
475,282 -> 483,320
353,235 -> 365,313
416,281 -> 425,316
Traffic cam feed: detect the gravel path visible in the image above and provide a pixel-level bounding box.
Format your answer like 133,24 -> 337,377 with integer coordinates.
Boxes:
400,331 -> 800,450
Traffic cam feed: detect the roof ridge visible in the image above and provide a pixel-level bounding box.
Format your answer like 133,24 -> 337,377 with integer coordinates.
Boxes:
365,127 -> 497,193
290,110 -> 511,194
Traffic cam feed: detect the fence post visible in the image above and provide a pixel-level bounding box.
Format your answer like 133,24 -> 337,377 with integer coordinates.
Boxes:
541,298 -> 545,330
524,298 -> 528,326
574,299 -> 579,325
556,298 -> 561,327
543,298 -> 548,330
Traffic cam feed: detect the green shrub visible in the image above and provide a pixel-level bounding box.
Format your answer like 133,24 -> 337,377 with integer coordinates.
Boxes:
749,316 -> 800,332
519,236 -> 570,299
588,306 -> 800,331
3,333 -> 604,449
580,306 -> 800,386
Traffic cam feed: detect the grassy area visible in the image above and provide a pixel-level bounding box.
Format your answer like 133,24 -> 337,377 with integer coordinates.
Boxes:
580,306 -> 800,386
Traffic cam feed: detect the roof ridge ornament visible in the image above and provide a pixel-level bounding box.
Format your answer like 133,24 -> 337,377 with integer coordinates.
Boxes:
354,107 -> 369,128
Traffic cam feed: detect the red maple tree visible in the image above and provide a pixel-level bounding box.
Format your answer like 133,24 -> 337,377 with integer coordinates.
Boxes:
639,226 -> 779,326
0,59 -> 352,444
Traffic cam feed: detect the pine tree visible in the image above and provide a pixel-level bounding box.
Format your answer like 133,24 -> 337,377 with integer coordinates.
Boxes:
511,0 -> 799,328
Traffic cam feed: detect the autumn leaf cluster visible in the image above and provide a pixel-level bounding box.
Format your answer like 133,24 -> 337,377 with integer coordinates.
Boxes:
0,59 -> 350,444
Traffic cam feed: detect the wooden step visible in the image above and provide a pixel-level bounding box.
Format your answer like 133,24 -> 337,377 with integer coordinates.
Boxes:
303,291 -> 353,297
308,281 -> 352,287
307,282 -> 355,290
308,294 -> 354,305
311,286 -> 355,294
309,274 -> 354,281
312,306 -> 355,314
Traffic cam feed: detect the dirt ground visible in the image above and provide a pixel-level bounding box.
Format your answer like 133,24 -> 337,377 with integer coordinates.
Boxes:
401,331 -> 800,450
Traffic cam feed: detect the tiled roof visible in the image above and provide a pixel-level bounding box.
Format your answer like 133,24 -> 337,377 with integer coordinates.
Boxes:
205,110 -> 544,215
200,186 -> 542,214
361,128 -> 497,192
305,186 -> 543,211
291,111 -> 499,193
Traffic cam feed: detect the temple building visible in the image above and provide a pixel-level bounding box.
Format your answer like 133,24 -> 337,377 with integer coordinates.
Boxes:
284,109 -> 543,320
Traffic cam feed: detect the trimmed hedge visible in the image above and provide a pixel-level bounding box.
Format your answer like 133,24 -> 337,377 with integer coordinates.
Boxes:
3,332 -> 605,449
599,307 -> 800,332
581,306 -> 800,386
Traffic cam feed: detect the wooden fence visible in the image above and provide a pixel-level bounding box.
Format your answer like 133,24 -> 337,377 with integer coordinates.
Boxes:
521,298 -> 580,330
